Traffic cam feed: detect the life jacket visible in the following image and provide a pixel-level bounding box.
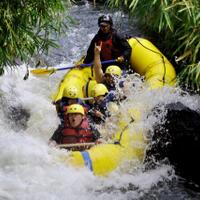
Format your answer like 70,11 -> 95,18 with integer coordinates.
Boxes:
98,36 -> 121,61
89,92 -> 116,124
61,118 -> 94,144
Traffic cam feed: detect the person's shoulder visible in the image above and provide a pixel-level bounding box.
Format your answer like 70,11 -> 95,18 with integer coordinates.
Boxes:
112,29 -> 123,37
112,30 -> 127,42
105,91 -> 116,102
89,32 -> 100,43
94,30 -> 102,39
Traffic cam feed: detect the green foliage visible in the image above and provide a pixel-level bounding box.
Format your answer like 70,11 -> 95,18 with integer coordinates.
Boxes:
178,62 -> 200,92
0,0 -> 72,74
107,0 -> 200,91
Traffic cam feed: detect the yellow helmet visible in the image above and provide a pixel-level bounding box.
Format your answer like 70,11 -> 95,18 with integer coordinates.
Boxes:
105,65 -> 122,76
83,80 -> 97,98
66,104 -> 85,115
93,83 -> 108,97
63,86 -> 79,98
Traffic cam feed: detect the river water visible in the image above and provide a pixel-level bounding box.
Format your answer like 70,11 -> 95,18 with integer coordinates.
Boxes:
0,1 -> 200,200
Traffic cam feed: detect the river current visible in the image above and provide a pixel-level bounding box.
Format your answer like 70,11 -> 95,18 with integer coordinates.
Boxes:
0,1 -> 200,200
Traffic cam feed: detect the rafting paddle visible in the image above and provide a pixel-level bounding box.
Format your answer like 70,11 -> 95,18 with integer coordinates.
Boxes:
30,59 -> 117,75
58,142 -> 95,149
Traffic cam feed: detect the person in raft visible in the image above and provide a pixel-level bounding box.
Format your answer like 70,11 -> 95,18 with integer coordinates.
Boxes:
49,104 -> 100,148
54,85 -> 89,124
93,43 -> 125,92
92,43 -> 129,105
83,14 -> 132,72
87,83 -> 117,124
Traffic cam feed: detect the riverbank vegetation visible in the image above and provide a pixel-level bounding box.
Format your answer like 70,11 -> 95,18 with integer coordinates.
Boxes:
0,0 -> 199,92
0,0 -> 72,75
107,0 -> 200,92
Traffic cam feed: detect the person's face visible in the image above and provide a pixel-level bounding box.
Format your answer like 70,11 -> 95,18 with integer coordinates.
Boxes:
94,95 -> 105,104
104,73 -> 115,86
99,23 -> 111,34
68,113 -> 83,128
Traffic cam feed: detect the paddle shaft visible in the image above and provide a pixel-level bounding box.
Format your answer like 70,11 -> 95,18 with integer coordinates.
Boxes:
56,59 -> 117,71
58,142 -> 95,148
30,59 -> 117,75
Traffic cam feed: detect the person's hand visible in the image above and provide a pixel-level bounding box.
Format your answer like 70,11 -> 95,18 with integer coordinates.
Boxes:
94,42 -> 102,55
74,58 -> 84,69
95,138 -> 104,145
117,56 -> 124,63
94,110 -> 104,118
74,64 -> 82,70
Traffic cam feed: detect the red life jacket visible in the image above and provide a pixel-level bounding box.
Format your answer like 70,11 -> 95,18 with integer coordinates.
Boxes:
98,36 -> 121,61
61,118 -> 94,144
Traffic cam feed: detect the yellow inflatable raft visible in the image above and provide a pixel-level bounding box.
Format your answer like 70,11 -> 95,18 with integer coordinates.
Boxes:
54,37 -> 176,176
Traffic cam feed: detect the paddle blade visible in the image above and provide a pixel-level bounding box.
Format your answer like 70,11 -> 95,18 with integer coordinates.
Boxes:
30,68 -> 56,75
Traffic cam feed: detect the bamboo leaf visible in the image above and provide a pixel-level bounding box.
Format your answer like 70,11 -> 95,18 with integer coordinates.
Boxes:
0,0 -> 72,70
129,0 -> 139,10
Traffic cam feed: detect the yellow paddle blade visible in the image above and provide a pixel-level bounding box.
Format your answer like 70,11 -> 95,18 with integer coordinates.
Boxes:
30,68 -> 56,75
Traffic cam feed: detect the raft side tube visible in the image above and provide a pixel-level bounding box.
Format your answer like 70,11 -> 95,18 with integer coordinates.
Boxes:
52,67 -> 95,102
128,37 -> 176,89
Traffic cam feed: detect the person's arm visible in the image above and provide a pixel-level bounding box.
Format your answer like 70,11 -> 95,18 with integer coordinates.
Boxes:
90,124 -> 101,140
49,124 -> 63,144
93,43 -> 104,83
114,33 -> 132,62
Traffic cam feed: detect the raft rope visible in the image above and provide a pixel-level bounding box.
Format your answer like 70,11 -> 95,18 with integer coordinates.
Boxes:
114,117 -> 135,146
133,37 -> 167,86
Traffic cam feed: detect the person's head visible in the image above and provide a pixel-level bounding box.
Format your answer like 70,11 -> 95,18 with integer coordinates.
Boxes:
98,15 -> 113,34
93,83 -> 108,104
66,104 -> 85,128
104,65 -> 122,86
63,86 -> 81,105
